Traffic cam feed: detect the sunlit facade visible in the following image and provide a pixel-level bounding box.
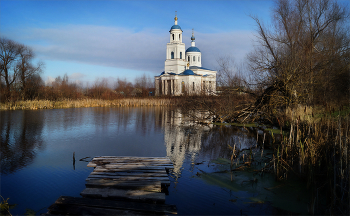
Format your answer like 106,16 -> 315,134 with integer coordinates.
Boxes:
155,14 -> 217,96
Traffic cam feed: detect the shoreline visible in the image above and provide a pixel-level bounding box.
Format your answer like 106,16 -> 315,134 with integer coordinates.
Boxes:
0,98 -> 176,110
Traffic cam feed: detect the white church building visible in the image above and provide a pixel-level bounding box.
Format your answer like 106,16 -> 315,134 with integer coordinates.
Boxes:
155,14 -> 217,96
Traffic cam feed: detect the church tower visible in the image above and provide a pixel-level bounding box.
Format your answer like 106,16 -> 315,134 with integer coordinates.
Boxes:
186,29 -> 202,67
164,13 -> 187,74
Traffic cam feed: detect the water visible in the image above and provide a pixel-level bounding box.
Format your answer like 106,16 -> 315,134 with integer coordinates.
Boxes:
0,107 -> 310,215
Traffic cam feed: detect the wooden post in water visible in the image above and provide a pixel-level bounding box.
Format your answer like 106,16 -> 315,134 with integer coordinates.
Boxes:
73,152 -> 76,170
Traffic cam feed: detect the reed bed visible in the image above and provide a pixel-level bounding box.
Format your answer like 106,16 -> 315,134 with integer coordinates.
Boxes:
0,98 -> 175,110
264,109 -> 350,214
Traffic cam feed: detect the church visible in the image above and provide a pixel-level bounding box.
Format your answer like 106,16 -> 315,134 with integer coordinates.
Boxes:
155,14 -> 217,96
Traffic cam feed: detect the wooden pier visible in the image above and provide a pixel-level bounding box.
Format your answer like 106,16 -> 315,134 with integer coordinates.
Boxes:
47,156 -> 177,215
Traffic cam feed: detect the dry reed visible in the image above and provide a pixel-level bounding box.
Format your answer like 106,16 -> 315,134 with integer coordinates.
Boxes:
272,108 -> 350,214
0,98 -> 175,110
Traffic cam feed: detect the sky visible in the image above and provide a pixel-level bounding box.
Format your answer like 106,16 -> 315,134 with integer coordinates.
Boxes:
0,0 -> 275,86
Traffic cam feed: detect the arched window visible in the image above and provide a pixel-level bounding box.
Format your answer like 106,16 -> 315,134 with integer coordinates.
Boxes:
188,56 -> 190,61
171,52 -> 174,59
193,56 -> 195,61
180,52 -> 182,59
172,34 -> 174,40
198,57 -> 200,62
181,81 -> 185,94
179,34 -> 181,40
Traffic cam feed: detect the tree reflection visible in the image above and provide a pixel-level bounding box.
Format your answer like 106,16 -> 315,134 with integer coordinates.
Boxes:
0,110 -> 44,174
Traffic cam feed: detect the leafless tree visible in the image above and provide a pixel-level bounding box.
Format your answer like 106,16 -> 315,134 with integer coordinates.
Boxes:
245,0 -> 350,120
16,44 -> 44,100
0,37 -> 21,101
0,37 -> 44,101
216,56 -> 247,94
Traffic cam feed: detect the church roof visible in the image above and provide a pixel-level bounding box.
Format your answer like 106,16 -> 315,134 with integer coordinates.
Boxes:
181,69 -> 195,75
170,25 -> 182,31
189,66 -> 215,71
186,46 -> 201,52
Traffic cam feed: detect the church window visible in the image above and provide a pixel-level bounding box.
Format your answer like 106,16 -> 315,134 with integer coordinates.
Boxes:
188,56 -> 190,62
193,82 -> 195,91
193,56 -> 195,61
179,34 -> 181,40
198,57 -> 200,62
180,52 -> 182,59
171,52 -> 174,59
181,81 -> 185,94
172,34 -> 174,40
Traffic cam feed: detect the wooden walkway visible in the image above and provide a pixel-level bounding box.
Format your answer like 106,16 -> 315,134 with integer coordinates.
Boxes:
47,156 -> 177,215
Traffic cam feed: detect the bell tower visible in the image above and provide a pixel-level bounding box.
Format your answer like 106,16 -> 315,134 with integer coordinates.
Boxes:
164,12 -> 187,74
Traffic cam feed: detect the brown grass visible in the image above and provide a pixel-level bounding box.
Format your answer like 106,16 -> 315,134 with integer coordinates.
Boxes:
0,98 -> 175,110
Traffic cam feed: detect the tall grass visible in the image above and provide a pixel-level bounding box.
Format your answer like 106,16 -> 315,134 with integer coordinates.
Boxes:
0,98 -> 175,110
271,107 -> 350,214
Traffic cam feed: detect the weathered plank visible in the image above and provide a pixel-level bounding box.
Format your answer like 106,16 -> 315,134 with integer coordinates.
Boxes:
50,196 -> 177,214
87,174 -> 170,181
93,167 -> 169,173
88,162 -> 174,168
89,171 -> 169,177
103,165 -> 172,170
48,203 -> 148,215
80,188 -> 165,203
85,179 -> 162,192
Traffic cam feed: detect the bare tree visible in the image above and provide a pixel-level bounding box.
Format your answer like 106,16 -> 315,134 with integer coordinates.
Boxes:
245,0 -> 350,120
0,37 -> 21,101
0,37 -> 44,101
16,44 -> 44,100
216,56 -> 246,93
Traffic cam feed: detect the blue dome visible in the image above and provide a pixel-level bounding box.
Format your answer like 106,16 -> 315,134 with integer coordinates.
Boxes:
160,71 -> 165,75
186,46 -> 201,52
182,69 -> 195,75
170,25 -> 182,31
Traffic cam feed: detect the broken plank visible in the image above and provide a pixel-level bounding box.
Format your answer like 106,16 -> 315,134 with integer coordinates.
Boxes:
80,187 -> 165,203
85,179 -> 161,192
52,196 -> 177,214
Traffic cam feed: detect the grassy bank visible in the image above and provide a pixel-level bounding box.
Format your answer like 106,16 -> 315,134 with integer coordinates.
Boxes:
0,98 -> 175,110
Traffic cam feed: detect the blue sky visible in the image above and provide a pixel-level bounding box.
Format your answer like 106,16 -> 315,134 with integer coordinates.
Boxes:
0,0 -> 275,86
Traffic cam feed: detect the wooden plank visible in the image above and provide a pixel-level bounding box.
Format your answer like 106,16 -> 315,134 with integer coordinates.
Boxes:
104,164 -> 172,169
89,171 -> 169,177
80,188 -> 165,203
93,156 -> 171,159
51,196 -> 177,214
91,159 -> 172,163
48,203 -> 149,215
86,177 -> 170,186
87,174 -> 170,181
93,168 -> 169,173
85,179 -> 162,192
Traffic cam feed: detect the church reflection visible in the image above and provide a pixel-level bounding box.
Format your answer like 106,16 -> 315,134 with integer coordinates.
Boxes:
160,108 -> 260,183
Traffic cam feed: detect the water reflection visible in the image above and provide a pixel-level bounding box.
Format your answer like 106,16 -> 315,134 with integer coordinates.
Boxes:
1,110 -> 45,174
162,109 -> 259,182
1,106 -> 273,215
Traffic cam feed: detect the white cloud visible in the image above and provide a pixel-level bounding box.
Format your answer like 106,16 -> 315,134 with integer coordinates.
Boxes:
69,72 -> 86,80
4,25 -> 254,74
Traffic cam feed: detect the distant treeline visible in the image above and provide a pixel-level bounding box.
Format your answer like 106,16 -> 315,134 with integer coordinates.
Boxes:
0,37 -> 157,103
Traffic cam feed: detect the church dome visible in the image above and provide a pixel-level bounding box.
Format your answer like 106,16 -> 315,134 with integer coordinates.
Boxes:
181,69 -> 195,75
186,46 -> 201,52
170,25 -> 182,31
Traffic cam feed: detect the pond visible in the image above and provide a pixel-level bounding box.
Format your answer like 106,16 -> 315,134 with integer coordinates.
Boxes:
0,107 -> 311,215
